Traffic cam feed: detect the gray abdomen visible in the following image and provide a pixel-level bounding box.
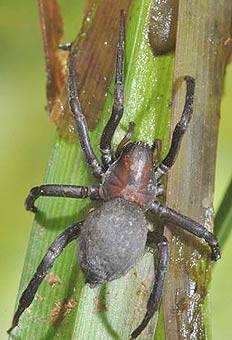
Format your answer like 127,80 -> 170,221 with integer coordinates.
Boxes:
78,198 -> 148,286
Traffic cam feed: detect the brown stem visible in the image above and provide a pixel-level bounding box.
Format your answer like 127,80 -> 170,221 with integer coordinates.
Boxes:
38,0 -> 133,141
163,1 -> 232,339
37,0 -> 66,112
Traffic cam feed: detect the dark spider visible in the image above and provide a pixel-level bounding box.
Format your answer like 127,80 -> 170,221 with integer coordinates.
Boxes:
8,12 -> 221,339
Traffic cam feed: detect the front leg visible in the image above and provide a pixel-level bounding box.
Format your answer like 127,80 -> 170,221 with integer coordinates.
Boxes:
25,184 -> 100,213
149,201 -> 221,261
154,76 -> 195,179
100,11 -> 125,166
68,47 -> 103,179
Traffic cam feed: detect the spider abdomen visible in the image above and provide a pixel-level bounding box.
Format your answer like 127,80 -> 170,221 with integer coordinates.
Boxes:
78,198 -> 149,286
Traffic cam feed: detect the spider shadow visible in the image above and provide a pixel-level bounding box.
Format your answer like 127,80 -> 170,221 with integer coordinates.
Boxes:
34,202 -> 92,231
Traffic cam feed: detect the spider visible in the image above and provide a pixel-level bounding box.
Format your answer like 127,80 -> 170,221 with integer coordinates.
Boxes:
8,12 -> 220,339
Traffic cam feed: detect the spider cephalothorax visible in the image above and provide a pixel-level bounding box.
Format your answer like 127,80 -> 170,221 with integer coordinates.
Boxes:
101,141 -> 158,206
8,12 -> 220,339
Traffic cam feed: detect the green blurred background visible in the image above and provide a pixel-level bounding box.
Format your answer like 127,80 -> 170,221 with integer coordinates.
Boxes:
0,1 -> 231,339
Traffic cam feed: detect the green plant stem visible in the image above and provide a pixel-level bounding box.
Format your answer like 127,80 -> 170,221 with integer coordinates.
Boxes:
11,1 -> 174,339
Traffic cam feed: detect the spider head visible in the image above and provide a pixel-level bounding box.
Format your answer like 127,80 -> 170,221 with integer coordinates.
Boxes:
116,140 -> 156,167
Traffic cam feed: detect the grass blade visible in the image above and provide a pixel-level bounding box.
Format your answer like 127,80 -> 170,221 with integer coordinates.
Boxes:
215,177 -> 232,248
10,0 -> 174,338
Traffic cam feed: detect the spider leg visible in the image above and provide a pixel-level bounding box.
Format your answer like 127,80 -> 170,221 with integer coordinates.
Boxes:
152,139 -> 162,167
154,76 -> 195,179
156,183 -> 165,197
131,236 -> 168,339
149,201 -> 221,261
25,184 -> 100,213
100,11 -> 125,167
68,47 -> 103,179
115,122 -> 135,158
7,221 -> 82,334
58,42 -> 72,51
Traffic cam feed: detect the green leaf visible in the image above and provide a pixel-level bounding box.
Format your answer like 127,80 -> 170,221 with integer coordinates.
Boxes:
215,177 -> 232,248
11,1 -> 173,338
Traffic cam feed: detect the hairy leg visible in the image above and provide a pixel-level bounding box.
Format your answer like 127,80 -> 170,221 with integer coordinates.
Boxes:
149,201 -> 221,261
131,236 -> 168,338
100,11 -> 125,166
152,139 -> 162,167
154,76 -> 195,179
68,47 -> 103,178
25,184 -> 100,213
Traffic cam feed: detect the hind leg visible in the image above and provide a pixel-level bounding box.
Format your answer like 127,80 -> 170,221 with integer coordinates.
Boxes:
8,221 -> 82,333
131,236 -> 169,338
